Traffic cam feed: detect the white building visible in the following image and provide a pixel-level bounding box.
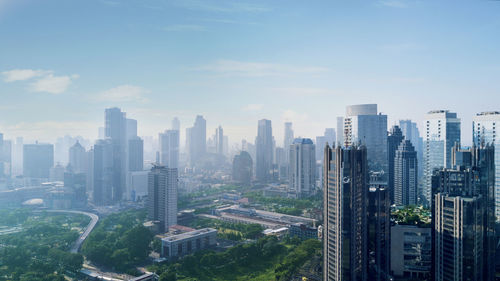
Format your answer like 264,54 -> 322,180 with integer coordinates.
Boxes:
288,138 -> 316,197
147,165 -> 178,232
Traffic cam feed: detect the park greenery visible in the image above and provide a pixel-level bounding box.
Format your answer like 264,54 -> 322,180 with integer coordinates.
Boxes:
188,217 -> 263,241
0,209 -> 89,281
149,236 -> 322,281
81,208 -> 153,274
244,191 -> 322,215
392,205 -> 431,227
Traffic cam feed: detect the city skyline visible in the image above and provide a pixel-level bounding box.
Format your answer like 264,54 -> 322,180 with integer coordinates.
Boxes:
1,1 -> 500,144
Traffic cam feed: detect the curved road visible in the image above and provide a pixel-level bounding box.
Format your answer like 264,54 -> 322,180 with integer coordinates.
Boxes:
43,210 -> 99,253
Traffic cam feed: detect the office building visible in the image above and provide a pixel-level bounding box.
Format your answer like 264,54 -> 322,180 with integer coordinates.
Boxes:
368,185 -> 390,281
387,125 -> 404,203
394,140 -> 418,206
171,117 -> 180,131
289,223 -> 318,240
23,143 -> 54,180
128,137 -> 144,171
161,228 -> 217,259
215,126 -> 224,155
390,224 -> 432,280
472,111 -> 500,222
343,104 -> 388,175
159,130 -> 180,169
289,138 -> 316,197
323,144 -> 368,281
105,107 -> 127,201
147,165 -> 178,232
89,139 -> 114,205
187,115 -> 206,166
69,140 -> 87,174
399,119 -> 424,179
256,119 -> 274,182
423,110 -> 460,206
275,146 -> 288,181
336,117 -> 344,146
232,151 -> 253,185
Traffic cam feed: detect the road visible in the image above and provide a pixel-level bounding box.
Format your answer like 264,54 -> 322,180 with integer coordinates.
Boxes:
43,210 -> 99,253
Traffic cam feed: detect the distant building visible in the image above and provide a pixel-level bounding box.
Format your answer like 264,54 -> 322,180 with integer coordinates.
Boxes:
159,130 -> 180,169
147,165 -> 178,232
387,125 -> 404,203
289,223 -> 318,240
64,167 -> 87,208
288,138 -> 316,197
187,115 -> 206,166
23,143 -> 54,180
423,110 -> 460,206
128,137 -> 144,172
284,122 -> 294,164
215,126 -> 224,155
256,119 -> 274,183
399,119 -> 423,181
232,151 -> 253,185
161,228 -> 217,259
89,139 -> 114,206
49,164 -> 65,182
343,104 -> 388,175
105,107 -> 127,202
394,140 -> 418,206
323,145 -> 368,281
390,224 -> 431,280
69,140 -> 87,173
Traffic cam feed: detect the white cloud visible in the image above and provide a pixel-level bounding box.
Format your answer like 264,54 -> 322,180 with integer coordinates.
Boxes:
379,0 -> 408,8
1,69 -> 48,82
163,24 -> 206,32
97,85 -> 149,103
242,104 -> 264,112
194,60 -> 329,77
30,74 -> 78,94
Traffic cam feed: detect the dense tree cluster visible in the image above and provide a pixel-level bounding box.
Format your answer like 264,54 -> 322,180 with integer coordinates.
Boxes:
0,210 -> 88,281
81,209 -> 153,272
188,217 -> 263,241
148,236 -> 321,281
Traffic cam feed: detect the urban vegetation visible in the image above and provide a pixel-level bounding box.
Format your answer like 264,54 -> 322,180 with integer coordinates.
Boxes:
392,205 -> 431,227
81,209 -> 153,274
244,191 -> 321,215
0,209 -> 88,281
149,236 -> 322,281
188,217 -> 264,241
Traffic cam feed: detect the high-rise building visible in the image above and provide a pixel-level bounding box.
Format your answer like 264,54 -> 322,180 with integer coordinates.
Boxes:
69,140 -> 87,174
275,147 -> 288,181
423,110 -> 460,206
159,130 -> 180,169
256,119 -> 274,183
343,104 -> 388,175
215,126 -> 224,155
187,115 -> 206,166
89,139 -> 114,206
105,107 -> 127,201
0,133 -> 6,178
23,143 -> 54,180
394,140 -> 418,206
316,128 -> 336,163
399,119 -> 424,180
387,125 -> 404,203
289,138 -> 316,197
472,111 -> 500,222
284,122 -> 294,151
323,145 -> 368,281
171,117 -> 180,131
336,117 -> 344,146
128,137 -> 144,171
432,144 -> 496,281
64,167 -> 87,208
147,165 -> 178,232
368,184 -> 390,281
232,151 -> 253,185
324,128 -> 336,146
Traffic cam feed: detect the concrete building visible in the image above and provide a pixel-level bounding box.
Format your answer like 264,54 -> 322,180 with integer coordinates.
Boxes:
89,139 -> 114,206
23,143 -> 54,180
161,228 -> 217,259
390,224 -> 432,280
368,185 -> 390,281
256,119 -> 274,183
423,110 -> 460,206
128,137 -> 143,172
399,119 -> 424,181
394,140 -> 418,206
323,145 -> 368,281
187,115 -> 206,166
288,138 -> 316,197
215,125 -> 224,155
289,223 -> 318,240
343,104 -> 388,175
147,165 -> 178,232
105,107 -> 127,202
69,140 -> 87,174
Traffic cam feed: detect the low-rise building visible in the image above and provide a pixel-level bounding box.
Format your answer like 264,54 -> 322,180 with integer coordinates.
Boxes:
161,228 -> 217,259
289,223 -> 318,240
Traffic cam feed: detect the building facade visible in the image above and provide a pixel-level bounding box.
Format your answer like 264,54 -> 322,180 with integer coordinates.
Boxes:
394,140 -> 418,206
232,151 -> 253,185
387,125 -> 404,203
159,130 -> 180,169
147,165 -> 178,232
256,119 -> 274,182
289,138 -> 316,197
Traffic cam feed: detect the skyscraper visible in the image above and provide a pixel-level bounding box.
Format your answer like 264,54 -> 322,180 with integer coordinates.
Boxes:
232,151 -> 253,185
324,128 -> 336,146
423,110 -> 461,206
105,107 -> 127,202
336,117 -> 344,146
187,115 -> 206,166
23,143 -> 54,180
69,140 -> 87,174
288,138 -> 316,197
367,184 -> 390,281
256,119 -> 273,183
387,125 -> 404,203
323,144 -> 368,281
128,137 -> 144,171
343,104 -> 388,175
316,128 -> 336,162
399,119 -> 424,180
394,140 -> 418,206
90,139 -> 114,206
284,122 -> 294,151
215,126 -> 224,155
159,130 -> 180,169
472,111 -> 500,222
147,165 -> 178,232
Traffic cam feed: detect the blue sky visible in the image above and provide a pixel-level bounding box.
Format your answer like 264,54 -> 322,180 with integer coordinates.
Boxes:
1,0 -> 499,146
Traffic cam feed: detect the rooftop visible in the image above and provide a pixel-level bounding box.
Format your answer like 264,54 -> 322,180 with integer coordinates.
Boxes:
162,228 -> 217,242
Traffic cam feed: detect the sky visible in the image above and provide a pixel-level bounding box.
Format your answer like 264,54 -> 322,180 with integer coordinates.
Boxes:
1,0 -> 499,146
